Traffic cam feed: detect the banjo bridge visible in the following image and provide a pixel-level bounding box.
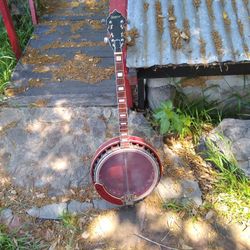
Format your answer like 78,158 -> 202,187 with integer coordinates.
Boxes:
123,194 -> 137,206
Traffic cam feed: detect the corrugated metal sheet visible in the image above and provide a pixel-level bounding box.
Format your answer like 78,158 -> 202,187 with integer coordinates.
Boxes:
126,0 -> 250,68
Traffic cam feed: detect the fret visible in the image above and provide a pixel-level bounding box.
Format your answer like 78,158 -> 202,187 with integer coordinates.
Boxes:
118,108 -> 127,112
116,78 -> 125,83
118,93 -> 126,98
119,119 -> 128,124
115,64 -> 123,71
120,128 -> 128,132
118,103 -> 127,109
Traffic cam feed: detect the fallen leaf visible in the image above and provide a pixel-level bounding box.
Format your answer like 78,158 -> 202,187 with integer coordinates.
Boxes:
223,11 -> 228,20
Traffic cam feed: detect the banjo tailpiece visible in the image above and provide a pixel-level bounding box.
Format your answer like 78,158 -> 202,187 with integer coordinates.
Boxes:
90,10 -> 162,206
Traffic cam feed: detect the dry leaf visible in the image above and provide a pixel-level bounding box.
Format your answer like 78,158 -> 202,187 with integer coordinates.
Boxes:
223,11 -> 228,20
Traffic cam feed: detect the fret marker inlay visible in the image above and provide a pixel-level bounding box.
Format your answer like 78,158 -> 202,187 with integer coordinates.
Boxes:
117,72 -> 123,78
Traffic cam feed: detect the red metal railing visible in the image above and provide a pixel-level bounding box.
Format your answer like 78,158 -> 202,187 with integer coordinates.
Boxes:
28,0 -> 38,25
0,0 -> 38,59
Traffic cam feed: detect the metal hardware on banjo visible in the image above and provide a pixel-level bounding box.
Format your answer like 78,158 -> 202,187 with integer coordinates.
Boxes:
91,10 -> 162,206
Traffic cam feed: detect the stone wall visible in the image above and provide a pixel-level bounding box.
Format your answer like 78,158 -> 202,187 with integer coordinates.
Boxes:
147,75 -> 250,112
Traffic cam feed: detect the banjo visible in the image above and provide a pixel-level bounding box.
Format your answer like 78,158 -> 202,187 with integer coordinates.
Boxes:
91,10 -> 162,206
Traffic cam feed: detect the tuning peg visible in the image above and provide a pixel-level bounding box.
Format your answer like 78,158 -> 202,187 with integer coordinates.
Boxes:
104,37 -> 109,44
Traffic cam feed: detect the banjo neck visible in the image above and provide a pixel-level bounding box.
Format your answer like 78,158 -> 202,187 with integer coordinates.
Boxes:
106,10 -> 130,147
114,51 -> 129,147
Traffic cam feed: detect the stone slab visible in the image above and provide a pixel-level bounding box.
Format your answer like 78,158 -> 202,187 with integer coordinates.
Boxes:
68,200 -> 93,214
27,203 -> 67,220
198,119 -> 250,177
0,208 -> 14,225
156,177 -> 202,207
0,108 -> 162,196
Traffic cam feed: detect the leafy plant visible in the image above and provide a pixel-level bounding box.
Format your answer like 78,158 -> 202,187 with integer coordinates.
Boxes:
153,100 -> 192,138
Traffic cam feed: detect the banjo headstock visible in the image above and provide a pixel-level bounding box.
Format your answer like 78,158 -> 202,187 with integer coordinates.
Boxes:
106,10 -> 126,53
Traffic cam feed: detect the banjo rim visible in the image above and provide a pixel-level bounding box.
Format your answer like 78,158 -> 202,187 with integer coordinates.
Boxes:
91,136 -> 162,205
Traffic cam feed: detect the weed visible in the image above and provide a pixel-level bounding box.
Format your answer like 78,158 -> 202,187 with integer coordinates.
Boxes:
153,100 -> 192,138
59,211 -> 81,249
59,211 -> 79,230
163,200 -> 196,217
204,138 -> 250,224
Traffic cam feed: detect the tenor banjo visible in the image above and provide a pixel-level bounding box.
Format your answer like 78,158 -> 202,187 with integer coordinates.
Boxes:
91,10 -> 162,206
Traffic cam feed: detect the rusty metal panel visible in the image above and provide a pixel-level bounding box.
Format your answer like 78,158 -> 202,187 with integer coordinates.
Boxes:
126,0 -> 250,68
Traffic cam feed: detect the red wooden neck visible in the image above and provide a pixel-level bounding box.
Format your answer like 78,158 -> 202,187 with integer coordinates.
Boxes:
114,52 -> 129,147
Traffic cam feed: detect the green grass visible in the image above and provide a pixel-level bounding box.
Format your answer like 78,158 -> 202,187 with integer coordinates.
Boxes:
0,225 -> 46,250
163,200 -> 195,216
155,90 -> 250,224
0,3 -> 34,100
205,138 -> 250,224
59,211 -> 81,249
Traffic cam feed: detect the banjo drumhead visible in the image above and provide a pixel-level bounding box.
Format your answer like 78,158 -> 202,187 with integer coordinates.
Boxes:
94,147 -> 160,202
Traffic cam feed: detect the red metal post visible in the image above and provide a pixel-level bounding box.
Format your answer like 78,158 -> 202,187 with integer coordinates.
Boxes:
28,0 -> 38,25
109,0 -> 133,109
0,0 -> 22,59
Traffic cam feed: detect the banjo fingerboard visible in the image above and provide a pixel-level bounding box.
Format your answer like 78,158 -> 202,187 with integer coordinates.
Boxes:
107,10 -> 129,147
114,52 -> 129,146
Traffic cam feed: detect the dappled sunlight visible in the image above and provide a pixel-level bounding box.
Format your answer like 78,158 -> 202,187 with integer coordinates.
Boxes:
0,174 -> 10,186
171,141 -> 183,151
55,99 -> 69,107
164,211 -> 183,234
144,192 -> 164,213
229,223 -> 250,249
26,119 -> 45,133
50,157 -> 69,171
52,107 -> 73,122
89,211 -> 119,240
40,175 -> 54,184
148,211 -> 182,234
157,178 -> 182,200
184,218 -> 216,243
